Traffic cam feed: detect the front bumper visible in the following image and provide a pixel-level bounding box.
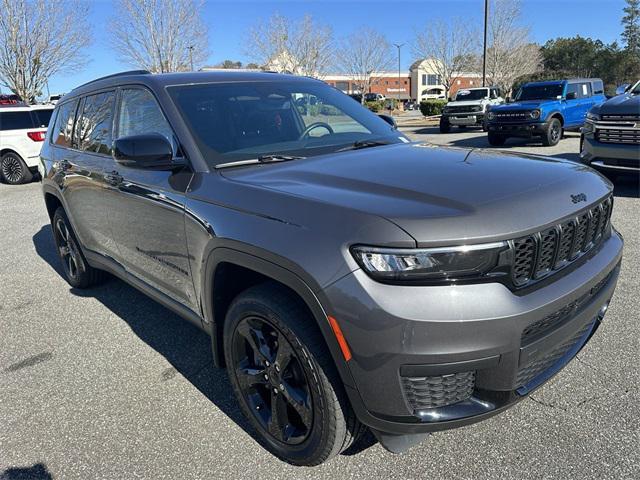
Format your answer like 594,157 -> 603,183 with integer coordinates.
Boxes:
321,230 -> 623,435
580,134 -> 640,172
443,113 -> 485,126
487,121 -> 547,137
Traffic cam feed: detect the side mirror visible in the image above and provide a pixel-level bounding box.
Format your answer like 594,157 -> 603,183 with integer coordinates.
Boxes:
566,92 -> 578,100
113,133 -> 178,170
378,114 -> 397,129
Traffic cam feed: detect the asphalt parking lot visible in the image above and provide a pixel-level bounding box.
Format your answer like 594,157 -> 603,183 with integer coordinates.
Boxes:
1,161 -> 639,478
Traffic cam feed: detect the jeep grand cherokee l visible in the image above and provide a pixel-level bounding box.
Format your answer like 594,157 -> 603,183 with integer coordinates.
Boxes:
40,71 -> 623,466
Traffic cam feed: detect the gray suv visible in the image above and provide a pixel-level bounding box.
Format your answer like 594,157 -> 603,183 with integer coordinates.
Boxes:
40,71 -> 623,466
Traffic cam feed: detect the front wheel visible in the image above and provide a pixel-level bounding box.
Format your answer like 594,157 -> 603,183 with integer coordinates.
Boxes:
439,118 -> 451,133
487,132 -> 506,146
542,118 -> 562,146
224,283 -> 364,465
0,152 -> 32,185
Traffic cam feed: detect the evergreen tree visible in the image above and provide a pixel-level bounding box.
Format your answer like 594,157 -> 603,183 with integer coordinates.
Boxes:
622,0 -> 640,54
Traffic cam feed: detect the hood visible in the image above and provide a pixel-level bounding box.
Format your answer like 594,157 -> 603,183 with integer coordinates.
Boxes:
492,100 -> 556,111
448,99 -> 486,108
220,143 -> 612,246
594,93 -> 640,116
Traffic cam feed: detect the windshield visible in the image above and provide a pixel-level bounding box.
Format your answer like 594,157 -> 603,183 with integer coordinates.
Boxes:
167,81 -> 400,166
515,84 -> 564,101
454,89 -> 488,101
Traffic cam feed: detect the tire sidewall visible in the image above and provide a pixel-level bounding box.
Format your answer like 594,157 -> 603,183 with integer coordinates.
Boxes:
545,119 -> 562,146
52,208 -> 90,288
223,296 -> 334,464
1,153 -> 31,185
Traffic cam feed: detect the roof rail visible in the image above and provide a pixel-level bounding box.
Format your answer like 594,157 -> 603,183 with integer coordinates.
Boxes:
74,70 -> 151,90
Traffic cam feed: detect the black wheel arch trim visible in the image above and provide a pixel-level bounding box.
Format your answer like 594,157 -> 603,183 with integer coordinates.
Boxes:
201,244 -> 357,385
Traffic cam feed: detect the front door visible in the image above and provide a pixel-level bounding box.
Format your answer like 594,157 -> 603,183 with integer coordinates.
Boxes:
105,87 -> 197,311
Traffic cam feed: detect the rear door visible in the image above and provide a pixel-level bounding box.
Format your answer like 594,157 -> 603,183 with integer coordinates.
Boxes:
562,83 -> 583,127
103,86 -> 197,310
576,81 -> 595,123
54,92 -> 120,259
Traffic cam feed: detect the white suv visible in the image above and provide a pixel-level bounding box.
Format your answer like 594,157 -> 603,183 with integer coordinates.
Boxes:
0,105 -> 54,184
440,87 -> 504,133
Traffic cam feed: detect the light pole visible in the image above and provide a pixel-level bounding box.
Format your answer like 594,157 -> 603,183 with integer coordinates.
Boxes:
393,43 -> 404,106
187,45 -> 194,71
482,0 -> 488,87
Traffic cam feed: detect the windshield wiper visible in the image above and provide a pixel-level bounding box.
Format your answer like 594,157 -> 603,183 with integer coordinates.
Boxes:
337,140 -> 392,152
257,154 -> 305,163
215,154 -> 305,169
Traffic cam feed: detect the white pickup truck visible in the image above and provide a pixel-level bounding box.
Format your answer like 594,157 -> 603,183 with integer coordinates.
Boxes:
440,87 -> 504,133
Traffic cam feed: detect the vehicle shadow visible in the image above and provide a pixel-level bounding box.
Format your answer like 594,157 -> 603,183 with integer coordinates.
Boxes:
0,463 -> 53,480
31,226 -> 256,443
31,226 -> 374,459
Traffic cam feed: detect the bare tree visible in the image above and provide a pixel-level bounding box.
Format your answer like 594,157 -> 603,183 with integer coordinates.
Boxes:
335,27 -> 392,103
413,19 -> 478,98
485,0 -> 541,94
246,14 -> 333,77
109,0 -> 209,73
0,0 -> 91,103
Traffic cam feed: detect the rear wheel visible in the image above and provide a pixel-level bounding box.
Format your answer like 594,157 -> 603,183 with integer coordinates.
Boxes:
52,208 -> 105,288
487,132 -> 506,146
224,283 -> 364,465
542,118 -> 562,146
0,152 -> 32,185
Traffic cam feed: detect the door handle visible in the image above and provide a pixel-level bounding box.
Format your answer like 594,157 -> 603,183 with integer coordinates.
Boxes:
105,170 -> 123,186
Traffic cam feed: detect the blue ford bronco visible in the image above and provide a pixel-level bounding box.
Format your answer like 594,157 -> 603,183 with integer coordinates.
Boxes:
486,79 -> 606,147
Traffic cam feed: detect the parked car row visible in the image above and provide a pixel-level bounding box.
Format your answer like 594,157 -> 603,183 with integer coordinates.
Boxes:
436,77 -> 639,173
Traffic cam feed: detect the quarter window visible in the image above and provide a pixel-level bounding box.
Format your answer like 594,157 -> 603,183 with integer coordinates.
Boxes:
77,91 -> 115,154
0,111 -> 34,130
51,100 -> 78,148
117,88 -> 174,146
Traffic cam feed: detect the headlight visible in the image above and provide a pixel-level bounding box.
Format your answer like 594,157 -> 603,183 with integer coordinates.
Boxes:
586,112 -> 600,122
487,111 -> 496,120
351,242 -> 508,283
529,109 -> 541,120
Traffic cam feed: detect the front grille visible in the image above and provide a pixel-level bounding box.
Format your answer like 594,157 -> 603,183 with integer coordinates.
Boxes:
510,197 -> 612,287
596,128 -> 640,145
601,114 -> 640,121
521,271 -> 612,344
494,111 -> 530,122
516,320 -> 594,387
401,371 -> 475,411
447,105 -> 481,114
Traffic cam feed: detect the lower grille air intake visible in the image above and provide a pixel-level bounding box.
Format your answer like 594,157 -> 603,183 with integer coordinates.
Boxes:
401,371 -> 475,411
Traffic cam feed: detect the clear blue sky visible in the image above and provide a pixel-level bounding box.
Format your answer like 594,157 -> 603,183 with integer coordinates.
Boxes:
42,0 -> 630,95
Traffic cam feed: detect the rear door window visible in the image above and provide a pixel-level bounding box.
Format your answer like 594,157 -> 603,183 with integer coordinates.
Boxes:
0,111 -> 35,131
32,109 -> 54,127
578,82 -> 592,99
77,91 -> 116,154
51,100 -> 79,148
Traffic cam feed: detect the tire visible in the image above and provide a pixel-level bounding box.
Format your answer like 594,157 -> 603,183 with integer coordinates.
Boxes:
487,132 -> 507,146
223,282 -> 365,466
458,125 -> 467,130
51,207 -> 105,288
0,152 -> 32,185
439,118 -> 451,133
542,118 -> 562,146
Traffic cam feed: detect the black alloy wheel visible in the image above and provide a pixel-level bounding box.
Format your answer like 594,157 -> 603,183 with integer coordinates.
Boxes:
51,208 -> 105,288
230,316 -> 313,445
543,118 -> 562,146
54,216 -> 83,282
